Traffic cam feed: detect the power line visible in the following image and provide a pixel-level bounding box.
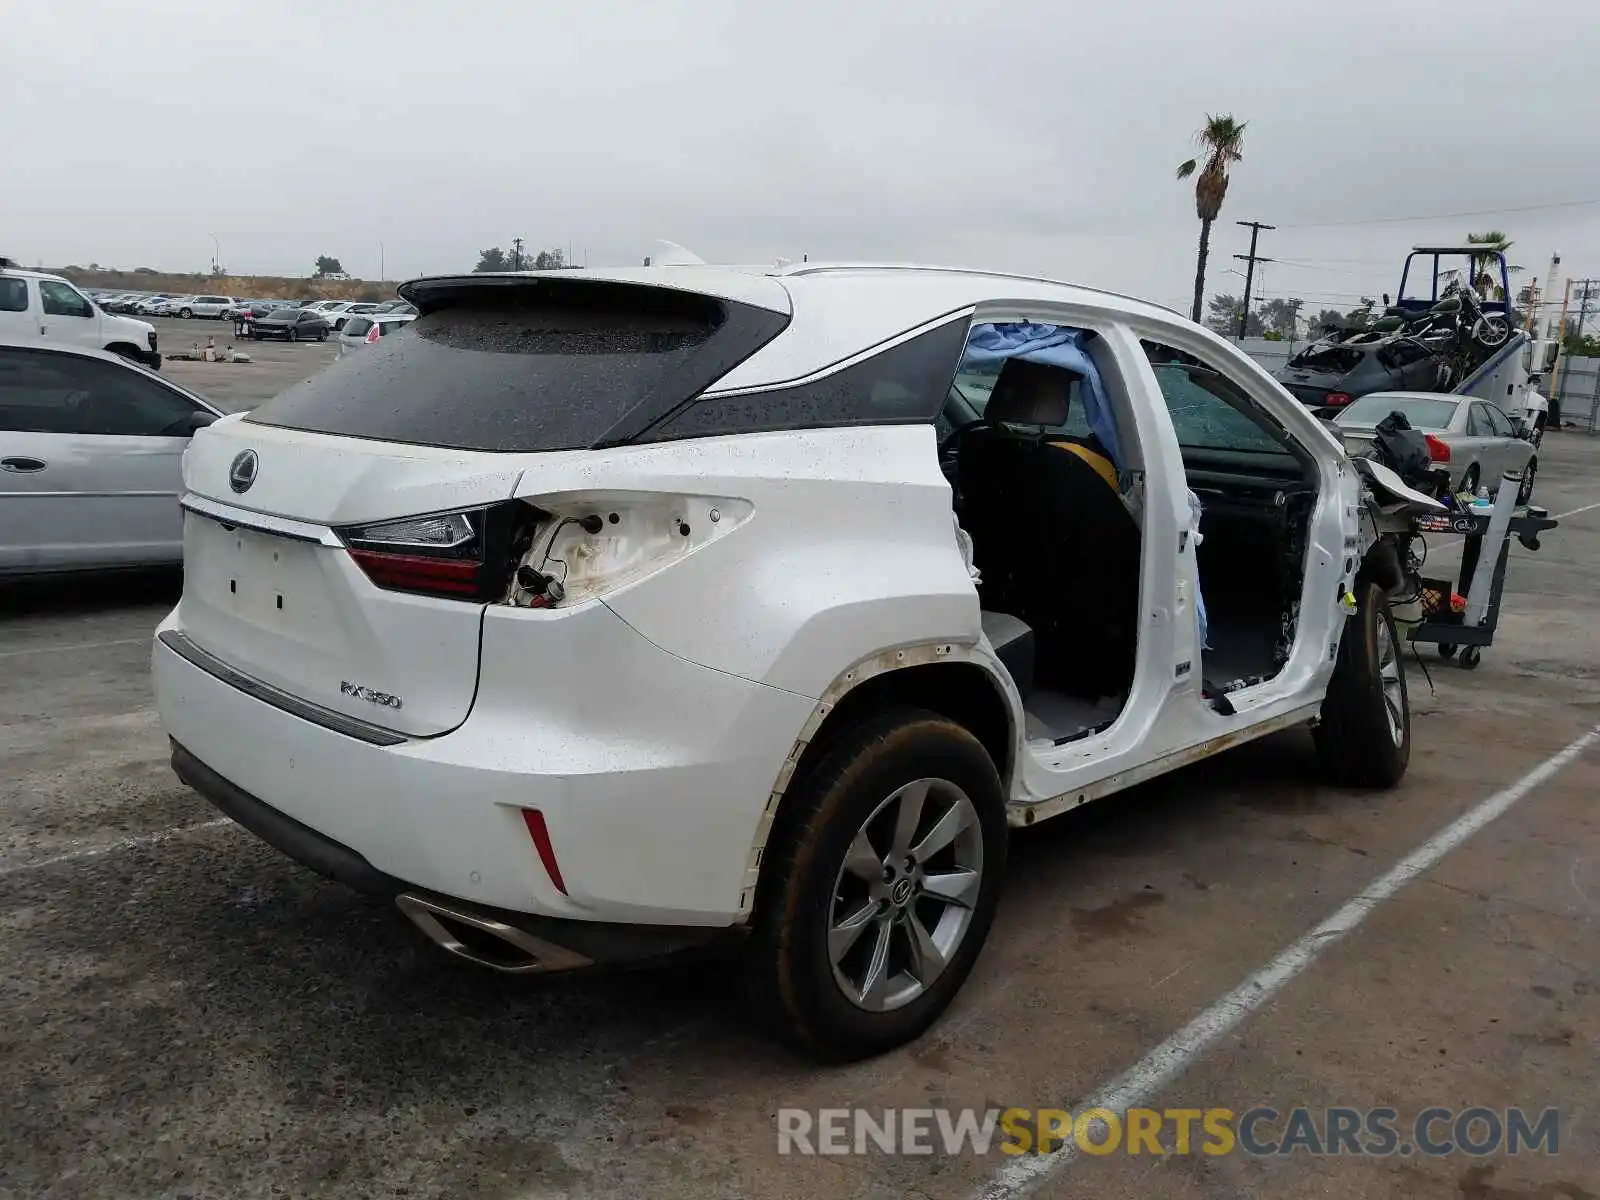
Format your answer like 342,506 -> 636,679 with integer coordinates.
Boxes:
1277,196 -> 1600,230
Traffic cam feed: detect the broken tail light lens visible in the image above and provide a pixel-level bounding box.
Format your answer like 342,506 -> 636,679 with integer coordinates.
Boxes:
1424,434 -> 1451,462
338,505 -> 530,602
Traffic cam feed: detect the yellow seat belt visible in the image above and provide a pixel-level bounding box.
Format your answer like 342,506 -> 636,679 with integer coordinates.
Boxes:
1047,440 -> 1119,492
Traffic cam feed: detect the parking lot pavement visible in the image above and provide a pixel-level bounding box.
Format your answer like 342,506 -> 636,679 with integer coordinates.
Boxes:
150,315 -> 339,412
1,434 -> 1597,1199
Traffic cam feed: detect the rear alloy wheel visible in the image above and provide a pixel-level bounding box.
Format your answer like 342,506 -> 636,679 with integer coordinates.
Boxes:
745,708 -> 1006,1062
1460,466 -> 1479,497
1313,580 -> 1410,788
179,307 -> 193,319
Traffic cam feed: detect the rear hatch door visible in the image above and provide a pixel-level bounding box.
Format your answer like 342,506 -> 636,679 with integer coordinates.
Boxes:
179,418 -> 546,736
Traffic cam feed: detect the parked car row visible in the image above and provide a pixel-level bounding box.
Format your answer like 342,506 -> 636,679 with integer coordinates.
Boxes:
84,289 -> 417,329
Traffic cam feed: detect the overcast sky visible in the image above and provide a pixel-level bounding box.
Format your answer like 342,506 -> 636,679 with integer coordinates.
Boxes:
5,0 -> 1598,316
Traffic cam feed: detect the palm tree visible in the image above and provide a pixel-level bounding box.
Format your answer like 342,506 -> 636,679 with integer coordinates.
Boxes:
1177,115 -> 1247,324
1464,230 -> 1519,300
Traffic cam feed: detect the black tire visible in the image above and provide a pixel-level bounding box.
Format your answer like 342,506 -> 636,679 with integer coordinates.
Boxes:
179,307 -> 193,319
1438,643 -> 1457,660
1517,458 -> 1537,505
1459,645 -> 1482,670
744,707 -> 1007,1063
1313,580 -> 1410,788
1460,466 -> 1479,497
288,329 -> 297,343
317,331 -> 327,342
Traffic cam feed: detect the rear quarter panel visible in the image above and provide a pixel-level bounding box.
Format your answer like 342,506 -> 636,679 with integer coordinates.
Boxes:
579,424 -> 979,698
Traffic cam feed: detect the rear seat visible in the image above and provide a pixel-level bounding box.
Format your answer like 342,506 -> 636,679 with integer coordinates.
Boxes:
980,610 -> 1034,701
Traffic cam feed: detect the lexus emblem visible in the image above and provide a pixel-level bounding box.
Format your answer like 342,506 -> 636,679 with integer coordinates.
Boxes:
228,450 -> 259,494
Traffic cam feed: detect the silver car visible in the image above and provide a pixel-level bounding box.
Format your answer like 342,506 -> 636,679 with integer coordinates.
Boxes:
0,341 -> 223,576
1332,390 -> 1537,501
336,312 -> 415,357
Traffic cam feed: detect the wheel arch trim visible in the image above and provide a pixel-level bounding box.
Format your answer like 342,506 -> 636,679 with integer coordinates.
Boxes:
735,639 -> 1023,918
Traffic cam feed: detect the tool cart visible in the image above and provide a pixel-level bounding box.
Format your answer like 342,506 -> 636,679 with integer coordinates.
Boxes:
1403,471 -> 1559,669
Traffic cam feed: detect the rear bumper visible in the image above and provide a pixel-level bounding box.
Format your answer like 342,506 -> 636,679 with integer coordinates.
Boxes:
169,739 -> 742,972
151,599 -> 813,927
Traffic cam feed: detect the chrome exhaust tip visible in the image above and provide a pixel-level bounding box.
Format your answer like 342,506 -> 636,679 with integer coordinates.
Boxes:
396,893 -> 592,974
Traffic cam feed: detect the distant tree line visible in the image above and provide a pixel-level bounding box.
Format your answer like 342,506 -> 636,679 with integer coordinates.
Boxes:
473,243 -> 570,272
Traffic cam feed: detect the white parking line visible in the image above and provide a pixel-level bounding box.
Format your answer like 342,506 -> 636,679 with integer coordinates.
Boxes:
0,637 -> 149,661
1553,499 -> 1600,520
976,725 -> 1600,1200
0,818 -> 235,880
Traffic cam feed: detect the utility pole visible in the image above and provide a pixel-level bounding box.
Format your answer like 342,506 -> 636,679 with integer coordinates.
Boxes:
1573,278 -> 1599,343
1233,221 -> 1274,338
510,237 -> 525,272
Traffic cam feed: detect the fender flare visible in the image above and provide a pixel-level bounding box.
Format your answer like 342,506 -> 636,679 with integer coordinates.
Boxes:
734,638 -> 1023,918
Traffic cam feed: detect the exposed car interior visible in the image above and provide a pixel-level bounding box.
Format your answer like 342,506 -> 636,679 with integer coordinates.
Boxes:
941,330 -> 1142,744
1141,340 -> 1318,695
939,327 -> 1319,743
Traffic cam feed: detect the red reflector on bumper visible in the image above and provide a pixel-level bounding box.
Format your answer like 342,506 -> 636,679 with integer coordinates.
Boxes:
521,808 -> 567,895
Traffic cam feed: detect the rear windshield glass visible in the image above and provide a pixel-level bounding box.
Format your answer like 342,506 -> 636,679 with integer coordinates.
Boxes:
1286,345 -> 1363,373
1337,394 -> 1458,428
342,318 -> 373,336
244,280 -> 788,451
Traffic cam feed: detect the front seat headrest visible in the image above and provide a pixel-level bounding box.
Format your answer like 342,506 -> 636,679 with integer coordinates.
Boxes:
985,357 -> 1078,427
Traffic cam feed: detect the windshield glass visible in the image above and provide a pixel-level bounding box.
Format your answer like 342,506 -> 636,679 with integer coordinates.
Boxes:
1336,394 -> 1458,428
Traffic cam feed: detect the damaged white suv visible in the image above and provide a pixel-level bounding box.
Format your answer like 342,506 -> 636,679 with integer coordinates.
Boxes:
152,263 -> 1441,1061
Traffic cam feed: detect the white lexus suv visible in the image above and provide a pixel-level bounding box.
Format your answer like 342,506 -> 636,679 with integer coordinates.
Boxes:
152,263 -> 1441,1061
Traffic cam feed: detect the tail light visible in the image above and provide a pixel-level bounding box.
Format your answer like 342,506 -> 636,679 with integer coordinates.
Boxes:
336,504 -> 533,602
1424,434 -> 1451,462
1324,392 -> 1352,408
337,493 -> 752,607
508,493 -> 754,609
364,322 -> 381,344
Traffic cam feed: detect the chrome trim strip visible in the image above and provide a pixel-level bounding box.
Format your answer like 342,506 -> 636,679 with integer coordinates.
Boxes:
0,490 -> 176,498
156,630 -> 408,747
179,493 -> 343,546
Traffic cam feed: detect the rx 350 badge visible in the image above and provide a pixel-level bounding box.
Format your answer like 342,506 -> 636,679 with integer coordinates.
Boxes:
341,681 -> 402,709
